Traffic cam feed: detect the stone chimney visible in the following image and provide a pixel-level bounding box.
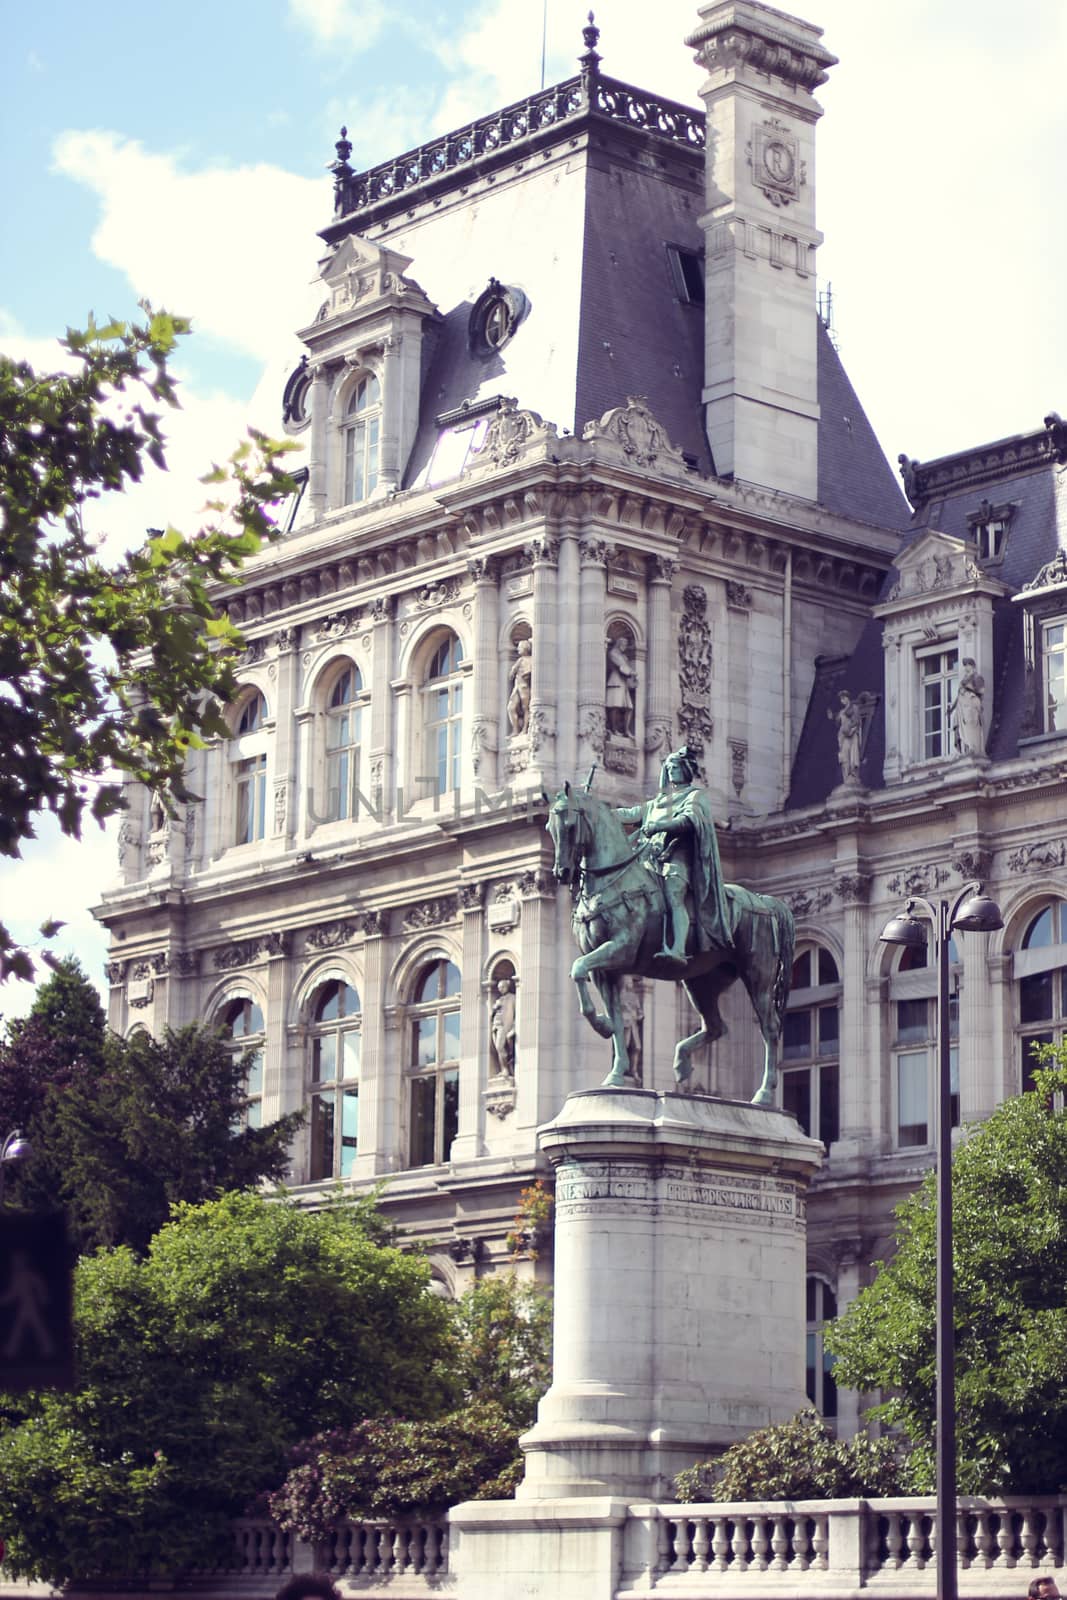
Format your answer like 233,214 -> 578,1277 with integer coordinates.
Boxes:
686,2 -> 837,500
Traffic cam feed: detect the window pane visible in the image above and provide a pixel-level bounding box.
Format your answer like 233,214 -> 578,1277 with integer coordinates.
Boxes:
315,1032 -> 337,1083
1023,1033 -> 1053,1094
415,1016 -> 437,1067
783,1068 -> 812,1137
950,1043 -> 961,1129
783,1010 -> 812,1060
817,949 -> 839,986
442,1068 -> 460,1155
791,951 -> 811,989
246,1049 -> 263,1099
897,998 -> 929,1042
1021,971 -> 1054,1023
1024,907 -> 1055,949
316,981 -> 341,1023
442,962 -> 462,997
818,1005 -> 839,1055
899,942 -> 928,971
819,1061 -> 840,1146
410,1076 -> 437,1168
443,1011 -> 461,1060
310,1092 -> 334,1182
898,1051 -> 928,1146
342,1027 -> 361,1079
418,964 -> 441,1004
805,1329 -> 817,1406
340,1087 -> 359,1177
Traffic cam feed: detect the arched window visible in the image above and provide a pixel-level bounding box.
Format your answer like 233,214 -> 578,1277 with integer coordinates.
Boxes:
409,958 -> 461,1168
1017,899 -> 1067,1092
342,373 -> 380,504
806,1277 -> 838,1419
307,978 -> 361,1180
782,946 -> 840,1147
216,996 -> 265,1128
423,634 -> 464,798
232,690 -> 269,845
324,665 -> 367,822
890,936 -> 961,1147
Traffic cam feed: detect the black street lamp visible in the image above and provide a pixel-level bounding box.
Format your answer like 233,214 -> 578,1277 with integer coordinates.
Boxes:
880,883 -> 1003,1600
0,1128 -> 31,1206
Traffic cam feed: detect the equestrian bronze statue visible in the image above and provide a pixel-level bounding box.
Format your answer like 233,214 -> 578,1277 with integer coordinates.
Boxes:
547,748 -> 795,1103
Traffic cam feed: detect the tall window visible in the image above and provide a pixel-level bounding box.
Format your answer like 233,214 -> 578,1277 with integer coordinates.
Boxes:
806,1277 -> 838,1419
891,939 -> 960,1148
409,959 -> 461,1168
919,644 -> 958,759
1042,621 -> 1067,733
1017,900 -> 1067,1091
217,996 -> 265,1128
423,634 -> 464,799
324,665 -> 366,821
782,946 -> 840,1147
308,979 -> 361,1180
342,373 -> 380,504
232,690 -> 269,844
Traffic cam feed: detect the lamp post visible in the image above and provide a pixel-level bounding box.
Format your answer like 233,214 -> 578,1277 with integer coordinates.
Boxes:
879,883 -> 1002,1600
0,1128 -> 31,1206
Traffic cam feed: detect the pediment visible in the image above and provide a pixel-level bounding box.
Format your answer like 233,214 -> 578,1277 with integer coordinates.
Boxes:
878,529 -> 998,611
315,233 -> 433,324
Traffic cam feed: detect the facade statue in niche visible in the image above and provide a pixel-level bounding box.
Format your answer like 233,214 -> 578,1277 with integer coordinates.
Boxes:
618,976 -> 644,1086
829,691 -> 863,785
605,634 -> 637,740
507,637 -> 533,736
951,659 -> 986,755
490,976 -> 517,1076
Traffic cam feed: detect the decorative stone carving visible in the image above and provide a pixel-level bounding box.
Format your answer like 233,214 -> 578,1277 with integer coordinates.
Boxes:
834,873 -> 871,903
262,931 -> 290,957
1007,839 -> 1067,873
527,705 -> 555,754
579,538 -> 609,568
578,706 -> 606,756
679,585 -> 712,696
604,743 -> 639,776
362,908 -> 387,937
647,555 -> 678,585
466,555 -> 497,584
273,783 -> 288,834
403,896 -> 458,929
214,940 -> 263,971
644,719 -> 671,756
618,976 -> 644,1087
729,739 -> 748,798
485,1079 -> 516,1119
275,625 -> 299,651
1022,548 -> 1067,595
518,868 -> 556,898
951,850 -> 991,882
307,920 -> 359,950
105,961 -> 127,986
887,864 -> 949,897
371,595 -> 394,623
581,395 -> 687,472
748,117 -> 804,208
470,717 -> 498,775
490,977 -> 517,1077
315,609 -> 361,639
414,577 -> 462,610
786,888 -> 832,918
524,535 -> 560,568
950,660 -> 986,756
458,882 -> 485,912
116,818 -> 141,869
507,637 -> 533,735
605,632 -> 637,742
174,951 -> 200,977
150,952 -> 170,976
828,690 -> 878,787
473,398 -> 556,467
725,580 -> 752,610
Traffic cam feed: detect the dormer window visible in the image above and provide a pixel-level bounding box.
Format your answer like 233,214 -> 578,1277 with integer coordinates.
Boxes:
967,497 -> 1015,565
342,373 -> 381,504
918,642 -> 958,760
1043,621 -> 1067,731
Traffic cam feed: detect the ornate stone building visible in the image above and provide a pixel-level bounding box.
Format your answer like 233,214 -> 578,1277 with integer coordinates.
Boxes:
97,2 -> 1067,1435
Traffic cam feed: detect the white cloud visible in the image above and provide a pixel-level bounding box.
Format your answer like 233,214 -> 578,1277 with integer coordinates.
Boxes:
50,131 -> 325,364
287,0 -> 388,49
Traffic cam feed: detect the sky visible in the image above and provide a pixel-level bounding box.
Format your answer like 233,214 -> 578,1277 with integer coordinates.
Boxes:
2,0 -> 1065,1023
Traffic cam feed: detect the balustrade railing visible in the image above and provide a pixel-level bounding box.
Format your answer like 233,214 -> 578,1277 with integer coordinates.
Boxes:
334,74 -> 704,217
623,1497 -> 1067,1592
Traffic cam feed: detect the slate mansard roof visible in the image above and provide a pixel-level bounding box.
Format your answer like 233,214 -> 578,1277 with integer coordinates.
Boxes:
315,54 -> 908,533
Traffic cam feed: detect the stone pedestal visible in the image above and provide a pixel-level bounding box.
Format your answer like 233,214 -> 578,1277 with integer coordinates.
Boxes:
518,1088 -> 822,1501
450,1087 -> 821,1600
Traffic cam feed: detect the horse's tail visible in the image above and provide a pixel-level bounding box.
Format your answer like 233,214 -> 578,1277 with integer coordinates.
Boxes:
771,898 -> 796,1025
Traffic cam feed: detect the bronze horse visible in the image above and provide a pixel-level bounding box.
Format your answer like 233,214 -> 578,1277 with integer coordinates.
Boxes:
547,783 -> 795,1102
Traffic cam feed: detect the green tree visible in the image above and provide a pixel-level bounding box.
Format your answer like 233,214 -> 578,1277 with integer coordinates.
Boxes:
0,308 -> 295,981
1,961 -> 302,1252
827,1057 -> 1067,1495
674,1410 -> 903,1503
269,1272 -> 553,1538
0,1191 -> 457,1582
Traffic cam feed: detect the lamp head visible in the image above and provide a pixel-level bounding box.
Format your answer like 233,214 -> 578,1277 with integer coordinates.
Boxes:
0,1129 -> 30,1165
879,905 -> 929,949
952,889 -> 1004,934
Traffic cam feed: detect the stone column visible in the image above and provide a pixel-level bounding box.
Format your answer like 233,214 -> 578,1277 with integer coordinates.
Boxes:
453,883 -> 487,1163
527,536 -> 560,783
359,913 -> 393,1175
467,557 -> 500,793
518,1089 -> 822,1501
643,556 -> 675,788
271,626 -> 300,848
308,362 -> 330,518
576,539 -> 609,775
368,597 -> 395,823
263,937 -> 291,1127
834,871 -> 872,1151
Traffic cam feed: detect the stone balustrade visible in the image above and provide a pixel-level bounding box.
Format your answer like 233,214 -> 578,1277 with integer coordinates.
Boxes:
621,1496 -> 1067,1594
